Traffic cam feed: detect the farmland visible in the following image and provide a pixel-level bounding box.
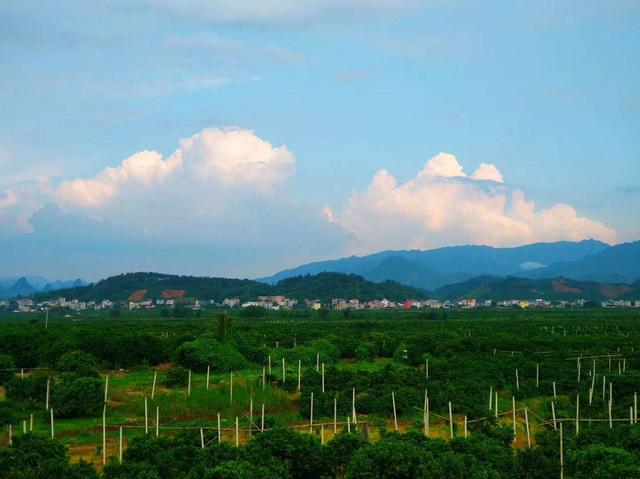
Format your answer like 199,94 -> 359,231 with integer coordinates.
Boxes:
1,307 -> 640,478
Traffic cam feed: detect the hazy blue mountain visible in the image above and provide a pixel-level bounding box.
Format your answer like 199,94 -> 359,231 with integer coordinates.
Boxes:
527,241 -> 640,284
0,276 -> 89,299
41,278 -> 88,292
260,240 -> 610,290
7,277 -> 36,297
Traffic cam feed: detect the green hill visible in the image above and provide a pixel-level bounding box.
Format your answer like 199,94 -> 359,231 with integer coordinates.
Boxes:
432,275 -> 639,301
32,271 -> 427,303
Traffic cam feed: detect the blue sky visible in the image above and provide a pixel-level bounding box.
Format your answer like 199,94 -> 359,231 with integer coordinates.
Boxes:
1,0 -> 639,280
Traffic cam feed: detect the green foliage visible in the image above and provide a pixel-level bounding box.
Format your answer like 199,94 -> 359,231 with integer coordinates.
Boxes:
0,434 -> 99,479
0,353 -> 16,385
164,367 -> 190,388
238,306 -> 267,318
52,374 -> 103,418
57,350 -> 100,377
355,342 -> 376,362
175,337 -> 249,373
4,375 -> 48,406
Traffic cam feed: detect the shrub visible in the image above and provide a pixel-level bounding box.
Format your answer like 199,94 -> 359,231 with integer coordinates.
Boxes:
4,375 -> 48,406
355,342 -> 376,362
164,367 -> 190,388
175,337 -> 249,373
57,350 -> 100,377
0,354 -> 16,385
52,374 -> 103,418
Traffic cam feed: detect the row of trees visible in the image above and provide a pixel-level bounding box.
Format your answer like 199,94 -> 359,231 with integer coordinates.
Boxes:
3,425 -> 640,478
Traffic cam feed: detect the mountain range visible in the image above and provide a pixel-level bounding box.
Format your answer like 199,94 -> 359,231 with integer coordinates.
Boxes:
0,277 -> 87,299
260,240 -> 640,290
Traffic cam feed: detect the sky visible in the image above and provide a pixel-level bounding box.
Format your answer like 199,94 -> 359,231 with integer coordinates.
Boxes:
1,0 -> 639,281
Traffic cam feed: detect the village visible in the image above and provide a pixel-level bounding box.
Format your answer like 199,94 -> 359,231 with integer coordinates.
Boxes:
4,295 -> 639,314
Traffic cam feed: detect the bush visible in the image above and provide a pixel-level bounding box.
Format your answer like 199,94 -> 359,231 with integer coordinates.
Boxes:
4,375 -> 48,406
52,374 -> 103,418
0,434 -> 99,479
355,342 -> 376,362
57,350 -> 100,377
164,367 -> 190,388
0,354 -> 16,385
175,337 -> 249,373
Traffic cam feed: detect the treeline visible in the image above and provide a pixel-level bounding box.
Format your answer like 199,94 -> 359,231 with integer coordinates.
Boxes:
3,425 -> 640,478
32,272 -> 427,303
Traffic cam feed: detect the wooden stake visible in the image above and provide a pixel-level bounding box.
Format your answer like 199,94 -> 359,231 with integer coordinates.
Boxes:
45,309 -> 49,329
559,422 -> 564,479
512,396 -> 516,440
536,363 -> 539,388
608,400 -> 613,428
634,392 -> 637,424
200,428 -> 205,449
29,414 -> 33,432
297,360 -> 301,391
424,390 -> 429,437
187,370 -> 191,397
262,366 -> 266,390
321,424 -> 324,444
425,357 -> 429,379
489,386 -> 493,409
334,397 -> 337,433
119,427 -> 123,464
495,391 -> 498,418
602,375 -> 606,400
347,416 -> 351,433
235,417 -> 239,446
206,365 -> 210,390
102,405 -> 107,465
156,406 -> 159,437
352,388 -> 357,424
45,377 -> 50,411
448,401 -> 454,439
217,413 -> 222,443
392,391 -> 398,431
553,381 -> 557,399
282,357 -> 286,383
515,369 -> 519,390
144,397 -> 149,434
464,416 -> 468,438
268,355 -> 271,375
50,408 -> 54,439
151,370 -> 157,399
524,408 -> 530,448
577,357 -> 581,382
104,374 -> 109,404
321,363 -> 325,393
249,398 -> 253,437
261,404 -> 265,432
575,394 -> 580,435
316,353 -> 320,372
230,371 -> 233,405
310,392 -> 314,433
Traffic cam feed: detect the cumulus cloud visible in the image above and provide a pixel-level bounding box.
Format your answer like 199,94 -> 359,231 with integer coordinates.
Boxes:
472,162 -> 504,183
327,152 -> 617,254
57,128 -> 294,209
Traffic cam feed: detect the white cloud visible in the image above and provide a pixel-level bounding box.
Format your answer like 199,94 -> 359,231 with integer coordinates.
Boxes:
176,128 -> 295,192
57,128 -> 295,209
472,162 -> 504,183
58,150 -> 181,207
328,152 -> 617,254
